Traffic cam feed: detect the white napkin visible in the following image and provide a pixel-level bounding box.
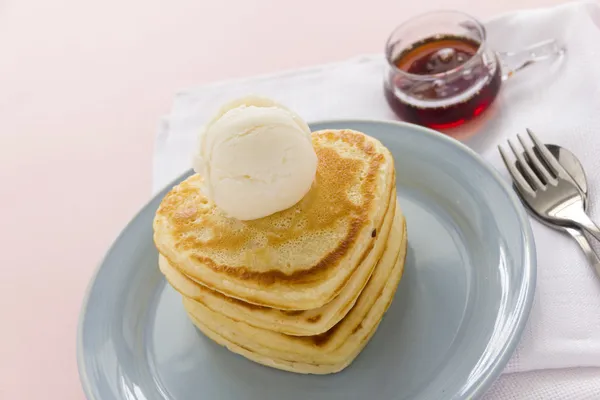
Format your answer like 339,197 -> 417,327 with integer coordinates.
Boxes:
154,1 -> 600,398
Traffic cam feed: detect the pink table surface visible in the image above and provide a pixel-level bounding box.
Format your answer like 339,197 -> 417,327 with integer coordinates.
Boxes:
0,0 -> 571,398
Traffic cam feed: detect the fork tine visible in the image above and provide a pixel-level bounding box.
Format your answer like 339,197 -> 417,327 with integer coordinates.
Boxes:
498,145 -> 536,197
526,128 -> 570,179
508,138 -> 545,189
517,134 -> 556,185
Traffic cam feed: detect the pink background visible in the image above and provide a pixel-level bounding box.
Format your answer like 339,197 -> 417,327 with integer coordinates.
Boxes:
0,0 -> 571,398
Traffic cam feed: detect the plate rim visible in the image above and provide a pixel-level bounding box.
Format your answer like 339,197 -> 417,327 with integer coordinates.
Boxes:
77,118 -> 536,400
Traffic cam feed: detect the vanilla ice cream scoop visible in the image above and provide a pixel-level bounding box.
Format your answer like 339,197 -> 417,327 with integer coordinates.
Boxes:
192,96 -> 318,220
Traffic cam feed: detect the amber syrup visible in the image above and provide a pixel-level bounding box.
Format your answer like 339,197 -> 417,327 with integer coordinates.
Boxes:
385,35 -> 501,129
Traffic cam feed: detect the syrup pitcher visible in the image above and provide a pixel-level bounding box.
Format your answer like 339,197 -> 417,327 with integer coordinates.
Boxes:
383,11 -> 565,129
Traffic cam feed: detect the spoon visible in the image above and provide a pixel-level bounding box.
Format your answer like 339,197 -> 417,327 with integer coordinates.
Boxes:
517,144 -> 600,278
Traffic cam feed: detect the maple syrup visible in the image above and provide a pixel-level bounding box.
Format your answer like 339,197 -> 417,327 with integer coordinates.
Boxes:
384,35 -> 501,129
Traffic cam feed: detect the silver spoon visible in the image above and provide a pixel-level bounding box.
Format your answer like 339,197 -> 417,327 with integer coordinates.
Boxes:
517,144 -> 600,278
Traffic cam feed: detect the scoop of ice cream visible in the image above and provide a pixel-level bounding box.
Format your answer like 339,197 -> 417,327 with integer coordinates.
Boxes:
192,96 -> 317,220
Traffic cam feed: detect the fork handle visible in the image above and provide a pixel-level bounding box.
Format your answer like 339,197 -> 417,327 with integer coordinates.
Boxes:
569,209 -> 600,244
565,227 -> 600,279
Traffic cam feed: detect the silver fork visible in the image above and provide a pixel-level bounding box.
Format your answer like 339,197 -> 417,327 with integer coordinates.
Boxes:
498,129 -> 600,242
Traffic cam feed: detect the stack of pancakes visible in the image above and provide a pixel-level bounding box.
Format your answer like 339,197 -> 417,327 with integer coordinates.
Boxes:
153,129 -> 407,374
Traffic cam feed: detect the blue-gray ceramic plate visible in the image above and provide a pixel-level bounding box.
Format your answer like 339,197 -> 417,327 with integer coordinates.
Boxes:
78,120 -> 536,400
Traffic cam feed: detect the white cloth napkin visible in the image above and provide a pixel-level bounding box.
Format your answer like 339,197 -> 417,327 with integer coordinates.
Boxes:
154,1 -> 600,398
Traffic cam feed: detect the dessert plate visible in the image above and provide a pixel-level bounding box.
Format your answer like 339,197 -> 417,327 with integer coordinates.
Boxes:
78,120 -> 536,400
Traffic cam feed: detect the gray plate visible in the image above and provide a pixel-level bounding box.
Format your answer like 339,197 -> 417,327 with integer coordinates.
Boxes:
78,120 -> 536,400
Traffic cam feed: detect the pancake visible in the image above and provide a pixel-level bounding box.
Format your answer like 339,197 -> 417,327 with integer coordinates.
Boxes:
186,308 -> 382,374
184,217 -> 408,374
159,192 -> 398,336
183,211 -> 407,368
154,129 -> 395,310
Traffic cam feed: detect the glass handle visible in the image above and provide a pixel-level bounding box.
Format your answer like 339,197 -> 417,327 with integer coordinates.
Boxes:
496,39 -> 566,80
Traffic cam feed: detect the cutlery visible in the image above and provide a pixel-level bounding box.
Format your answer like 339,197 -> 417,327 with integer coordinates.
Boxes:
515,144 -> 600,278
498,129 -> 600,242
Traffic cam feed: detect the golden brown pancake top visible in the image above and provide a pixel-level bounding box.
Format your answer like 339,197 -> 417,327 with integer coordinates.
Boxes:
153,130 -> 390,288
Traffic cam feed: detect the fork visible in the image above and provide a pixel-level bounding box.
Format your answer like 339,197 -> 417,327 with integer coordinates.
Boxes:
498,129 -> 600,242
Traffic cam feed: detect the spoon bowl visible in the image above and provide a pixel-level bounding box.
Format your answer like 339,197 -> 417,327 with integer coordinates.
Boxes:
515,143 -> 600,279
516,144 -> 588,222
